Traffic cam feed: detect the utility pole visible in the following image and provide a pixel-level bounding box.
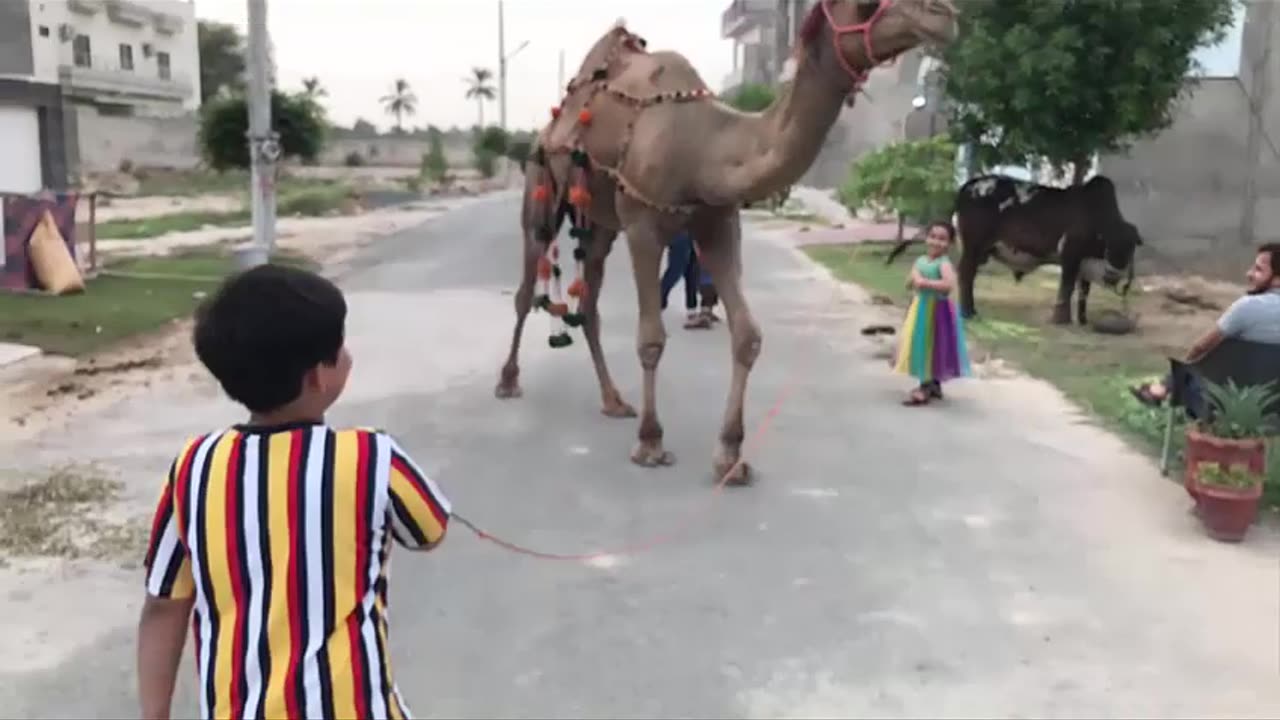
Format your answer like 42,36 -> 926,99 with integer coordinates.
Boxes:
244,0 -> 278,264
558,49 -> 565,97
497,0 -> 529,132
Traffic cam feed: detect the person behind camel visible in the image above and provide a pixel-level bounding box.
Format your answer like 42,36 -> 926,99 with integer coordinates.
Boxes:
892,220 -> 972,406
137,264 -> 450,720
660,230 -> 719,329
1131,243 -> 1280,411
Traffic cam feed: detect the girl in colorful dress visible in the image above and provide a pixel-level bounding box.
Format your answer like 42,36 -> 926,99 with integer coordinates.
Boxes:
892,221 -> 972,406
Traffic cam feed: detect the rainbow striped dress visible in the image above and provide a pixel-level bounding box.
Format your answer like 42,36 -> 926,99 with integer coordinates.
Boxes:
893,254 -> 972,383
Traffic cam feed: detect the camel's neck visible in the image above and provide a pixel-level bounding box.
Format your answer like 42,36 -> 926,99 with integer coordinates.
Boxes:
699,56 -> 851,204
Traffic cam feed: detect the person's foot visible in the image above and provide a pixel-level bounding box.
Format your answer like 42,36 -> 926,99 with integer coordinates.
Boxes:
902,387 -> 932,406
684,312 -> 712,330
703,308 -> 721,323
1129,381 -> 1168,407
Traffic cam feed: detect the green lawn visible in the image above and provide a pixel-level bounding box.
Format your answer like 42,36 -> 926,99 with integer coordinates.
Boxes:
805,241 -> 1280,509
0,248 -> 316,357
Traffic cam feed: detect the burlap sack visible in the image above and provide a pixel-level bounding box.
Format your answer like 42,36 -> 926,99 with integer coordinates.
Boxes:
28,209 -> 84,295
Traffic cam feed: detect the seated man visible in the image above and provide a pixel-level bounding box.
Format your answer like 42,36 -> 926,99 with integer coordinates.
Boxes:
1132,243 -> 1280,407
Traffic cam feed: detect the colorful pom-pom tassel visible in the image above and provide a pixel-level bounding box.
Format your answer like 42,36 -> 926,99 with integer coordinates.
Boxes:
567,278 -> 587,298
578,109 -> 593,125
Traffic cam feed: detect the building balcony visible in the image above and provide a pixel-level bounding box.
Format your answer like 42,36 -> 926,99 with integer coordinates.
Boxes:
105,0 -> 153,28
59,56 -> 193,103
722,0 -> 773,39
66,0 -> 102,15
153,11 -> 185,35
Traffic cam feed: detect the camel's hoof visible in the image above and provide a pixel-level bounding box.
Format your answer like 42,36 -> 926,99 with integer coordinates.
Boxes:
630,442 -> 675,467
714,458 -> 753,487
494,383 -> 523,400
602,399 -> 637,418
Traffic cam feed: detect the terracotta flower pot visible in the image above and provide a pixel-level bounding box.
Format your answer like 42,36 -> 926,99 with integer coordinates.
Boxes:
1196,481 -> 1263,543
1183,427 -> 1266,502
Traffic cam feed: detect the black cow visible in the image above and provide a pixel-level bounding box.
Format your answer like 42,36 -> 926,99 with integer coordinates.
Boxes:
888,174 -> 1143,325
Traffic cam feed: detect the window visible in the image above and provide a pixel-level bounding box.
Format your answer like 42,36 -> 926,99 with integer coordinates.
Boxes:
38,25 -> 50,38
72,34 -> 91,68
157,51 -> 171,80
118,43 -> 134,71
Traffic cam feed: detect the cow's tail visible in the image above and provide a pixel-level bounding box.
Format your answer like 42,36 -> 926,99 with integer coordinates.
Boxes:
882,209 -> 958,265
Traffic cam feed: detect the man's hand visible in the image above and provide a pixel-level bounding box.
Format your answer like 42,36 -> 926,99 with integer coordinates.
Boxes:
1185,326 -> 1225,363
137,595 -> 194,720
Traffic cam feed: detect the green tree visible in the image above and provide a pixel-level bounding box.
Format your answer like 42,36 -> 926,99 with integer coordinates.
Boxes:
422,127 -> 448,182
464,67 -> 497,129
838,135 -> 957,239
942,0 -> 1239,183
380,78 -> 417,133
199,91 -> 327,170
722,82 -> 776,112
301,76 -> 327,99
197,21 -> 246,104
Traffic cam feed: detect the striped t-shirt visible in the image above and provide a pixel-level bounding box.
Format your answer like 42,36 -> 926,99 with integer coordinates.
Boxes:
143,422 -> 451,720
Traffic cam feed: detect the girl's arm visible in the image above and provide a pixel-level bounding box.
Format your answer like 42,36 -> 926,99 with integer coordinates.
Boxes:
915,260 -> 956,293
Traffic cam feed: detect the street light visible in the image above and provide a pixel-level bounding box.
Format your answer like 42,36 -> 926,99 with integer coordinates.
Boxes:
497,0 -> 530,131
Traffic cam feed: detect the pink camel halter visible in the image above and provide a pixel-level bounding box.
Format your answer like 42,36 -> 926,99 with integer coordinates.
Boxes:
820,0 -> 894,91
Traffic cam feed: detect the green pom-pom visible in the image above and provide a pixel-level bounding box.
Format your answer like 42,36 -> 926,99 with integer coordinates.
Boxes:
534,294 -> 551,310
569,226 -> 593,241
552,265 -> 562,278
570,149 -> 589,167
563,312 -> 585,328
548,332 -> 573,349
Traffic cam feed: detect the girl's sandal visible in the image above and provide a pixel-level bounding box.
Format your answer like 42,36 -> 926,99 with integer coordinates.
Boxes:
928,384 -> 944,400
902,389 -> 931,406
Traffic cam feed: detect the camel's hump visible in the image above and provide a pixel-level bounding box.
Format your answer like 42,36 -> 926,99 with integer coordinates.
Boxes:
608,50 -> 709,97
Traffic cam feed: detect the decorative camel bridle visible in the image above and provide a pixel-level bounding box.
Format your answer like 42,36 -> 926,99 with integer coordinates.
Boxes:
522,4 -> 897,348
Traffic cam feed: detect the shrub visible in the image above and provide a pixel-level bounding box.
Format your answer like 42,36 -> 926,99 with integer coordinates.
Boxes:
199,91 -> 327,171
344,151 -> 365,167
422,129 -> 448,182
838,135 -> 957,224
722,82 -> 775,113
473,148 -> 497,178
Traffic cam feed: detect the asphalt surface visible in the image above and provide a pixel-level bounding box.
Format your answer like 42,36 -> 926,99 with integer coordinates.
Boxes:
3,192 -> 1279,718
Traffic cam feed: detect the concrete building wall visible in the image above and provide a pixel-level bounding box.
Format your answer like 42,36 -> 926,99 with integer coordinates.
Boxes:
69,105 -> 200,174
1100,0 -> 1278,278
320,136 -> 476,169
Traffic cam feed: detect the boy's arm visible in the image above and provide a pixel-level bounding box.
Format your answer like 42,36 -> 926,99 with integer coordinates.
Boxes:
384,434 -> 452,552
138,460 -> 197,719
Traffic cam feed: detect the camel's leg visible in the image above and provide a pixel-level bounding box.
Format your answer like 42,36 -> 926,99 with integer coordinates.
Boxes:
624,220 -> 674,468
581,228 -> 636,418
495,229 -> 545,399
696,214 -> 760,486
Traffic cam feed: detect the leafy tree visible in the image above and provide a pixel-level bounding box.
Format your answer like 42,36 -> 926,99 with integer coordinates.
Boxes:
838,135 -> 957,238
464,67 -> 497,129
473,125 -> 509,156
351,117 -> 378,135
199,91 -> 327,170
505,130 -> 534,169
422,127 -> 449,182
722,82 -> 776,112
942,0 -> 1239,183
380,78 -> 417,133
197,21 -> 246,104
301,77 -> 327,99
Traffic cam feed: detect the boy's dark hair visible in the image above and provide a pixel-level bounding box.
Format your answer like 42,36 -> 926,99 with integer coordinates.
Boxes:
928,220 -> 957,243
194,264 -> 347,413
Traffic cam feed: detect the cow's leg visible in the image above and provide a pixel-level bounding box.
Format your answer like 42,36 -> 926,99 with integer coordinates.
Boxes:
958,243 -> 981,319
1053,252 -> 1083,325
1077,278 -> 1092,326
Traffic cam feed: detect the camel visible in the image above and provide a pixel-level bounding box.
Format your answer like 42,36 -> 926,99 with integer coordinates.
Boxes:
496,0 -> 959,484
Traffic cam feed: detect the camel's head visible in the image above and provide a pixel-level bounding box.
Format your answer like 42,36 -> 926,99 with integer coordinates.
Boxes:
564,22 -> 648,95
799,0 -> 958,86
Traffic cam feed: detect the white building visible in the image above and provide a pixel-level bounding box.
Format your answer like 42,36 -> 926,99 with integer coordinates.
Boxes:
0,0 -> 201,192
720,0 -> 780,94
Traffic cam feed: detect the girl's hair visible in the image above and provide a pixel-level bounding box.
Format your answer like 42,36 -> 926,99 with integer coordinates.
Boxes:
927,220 -> 957,243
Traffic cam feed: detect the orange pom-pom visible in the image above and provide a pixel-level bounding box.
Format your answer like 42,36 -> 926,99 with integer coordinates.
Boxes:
548,302 -> 570,317
568,186 -> 591,207
578,109 -> 593,125
532,184 -> 549,202
551,106 -> 561,119
567,278 -> 587,298
536,256 -> 552,280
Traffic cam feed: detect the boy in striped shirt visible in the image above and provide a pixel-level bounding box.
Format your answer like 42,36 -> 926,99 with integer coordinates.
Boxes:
138,264 -> 450,720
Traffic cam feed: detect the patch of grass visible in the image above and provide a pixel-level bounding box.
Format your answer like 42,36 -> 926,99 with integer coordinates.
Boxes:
0,464 -> 147,563
0,247 -> 315,356
99,177 -> 358,240
133,169 -> 251,197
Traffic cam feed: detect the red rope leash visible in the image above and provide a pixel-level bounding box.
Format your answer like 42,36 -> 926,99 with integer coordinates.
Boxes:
451,340 -> 807,562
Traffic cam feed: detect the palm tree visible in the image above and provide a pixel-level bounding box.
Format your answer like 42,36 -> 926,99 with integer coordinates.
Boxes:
380,78 -> 418,133
301,76 -> 327,99
464,67 -> 496,128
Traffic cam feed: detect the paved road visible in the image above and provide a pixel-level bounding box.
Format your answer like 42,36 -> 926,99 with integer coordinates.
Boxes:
3,193 -> 1279,718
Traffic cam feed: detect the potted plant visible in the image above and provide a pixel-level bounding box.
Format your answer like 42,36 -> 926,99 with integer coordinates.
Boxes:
1185,379 -> 1277,542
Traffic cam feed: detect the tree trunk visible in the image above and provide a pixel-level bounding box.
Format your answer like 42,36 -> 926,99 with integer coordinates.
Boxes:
478,100 -> 485,130
1071,156 -> 1090,185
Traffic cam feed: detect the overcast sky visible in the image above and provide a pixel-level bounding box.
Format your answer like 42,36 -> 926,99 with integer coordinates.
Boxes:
193,0 -> 1246,134
194,0 -> 735,132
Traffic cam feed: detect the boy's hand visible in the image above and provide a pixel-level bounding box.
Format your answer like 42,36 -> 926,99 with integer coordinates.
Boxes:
137,595 -> 194,720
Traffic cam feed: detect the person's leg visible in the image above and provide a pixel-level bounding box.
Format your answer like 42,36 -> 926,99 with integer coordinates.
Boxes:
683,255 -> 699,312
659,248 -> 682,311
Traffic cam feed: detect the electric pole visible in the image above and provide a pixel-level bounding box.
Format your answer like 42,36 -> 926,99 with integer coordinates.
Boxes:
245,0 -> 277,263
558,49 -> 565,98
498,0 -> 506,130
